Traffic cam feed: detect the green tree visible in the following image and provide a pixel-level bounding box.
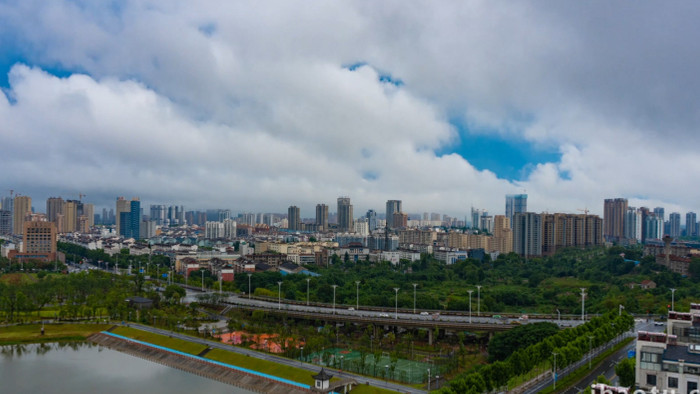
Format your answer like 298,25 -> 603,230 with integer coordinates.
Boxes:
615,357 -> 635,388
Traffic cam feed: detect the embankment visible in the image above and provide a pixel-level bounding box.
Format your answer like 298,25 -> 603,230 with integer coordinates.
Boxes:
88,332 -> 311,394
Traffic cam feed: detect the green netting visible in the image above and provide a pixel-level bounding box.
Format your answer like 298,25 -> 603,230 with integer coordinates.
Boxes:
304,347 -> 446,384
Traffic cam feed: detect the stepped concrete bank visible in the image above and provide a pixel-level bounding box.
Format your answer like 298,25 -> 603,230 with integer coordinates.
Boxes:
88,332 -> 311,394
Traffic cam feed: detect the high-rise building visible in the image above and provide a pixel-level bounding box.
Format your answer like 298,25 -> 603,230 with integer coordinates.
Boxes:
603,198 -> 628,242
1,196 -> 12,232
84,203 -> 94,228
686,212 -> 698,237
386,200 -> 402,225
205,221 -> 225,239
0,210 -> 11,235
471,207 -> 482,230
337,197 -> 353,232
223,218 -> 237,239
150,205 -> 166,225
46,197 -> 64,224
315,204 -> 329,231
493,215 -> 513,254
541,213 -> 603,255
392,212 -> 408,229
624,207 -> 642,242
63,200 -> 78,233
512,212 -> 542,257
115,197 -> 131,235
669,212 -> 681,238
288,206 -> 300,231
12,195 -> 32,235
117,198 -> 140,239
480,215 -> 494,234
654,207 -> 665,222
21,220 -> 57,261
505,194 -> 527,225
366,210 -> 378,231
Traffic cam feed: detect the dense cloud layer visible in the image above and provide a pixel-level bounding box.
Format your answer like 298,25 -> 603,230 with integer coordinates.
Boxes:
1,1 -> 698,217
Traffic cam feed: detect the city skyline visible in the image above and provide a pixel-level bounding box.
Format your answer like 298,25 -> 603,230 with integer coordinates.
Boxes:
2,3 -> 700,216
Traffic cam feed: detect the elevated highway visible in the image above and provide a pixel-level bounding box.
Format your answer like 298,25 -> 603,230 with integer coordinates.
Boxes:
221,295 -> 585,343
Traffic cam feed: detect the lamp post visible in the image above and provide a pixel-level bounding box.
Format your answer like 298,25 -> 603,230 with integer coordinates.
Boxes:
356,281 -> 360,310
332,285 -> 338,315
248,273 -> 252,299
619,304 -> 624,316
476,285 -> 482,316
307,278 -> 311,306
588,335 -> 594,369
385,365 -> 389,383
278,281 -> 282,310
556,309 -> 561,325
467,290 -> 473,323
580,288 -> 586,321
428,368 -> 431,391
394,288 -> 400,319
671,288 -> 677,311
340,355 -> 344,370
201,270 -> 204,292
553,352 -> 558,390
413,283 -> 417,314
300,346 -> 304,364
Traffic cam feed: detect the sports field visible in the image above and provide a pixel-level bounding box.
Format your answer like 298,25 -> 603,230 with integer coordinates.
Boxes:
306,348 -> 441,384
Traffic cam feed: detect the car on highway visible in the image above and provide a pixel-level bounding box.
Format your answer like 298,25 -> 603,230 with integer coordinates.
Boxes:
379,313 -> 389,318
347,307 -> 355,311
654,321 -> 665,326
420,311 -> 430,316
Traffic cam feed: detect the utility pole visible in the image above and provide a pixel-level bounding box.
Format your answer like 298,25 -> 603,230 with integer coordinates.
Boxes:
671,288 -> 676,311
580,288 -> 586,321
356,281 -> 360,310
394,288 -> 399,319
476,285 -> 482,316
468,290 -> 473,323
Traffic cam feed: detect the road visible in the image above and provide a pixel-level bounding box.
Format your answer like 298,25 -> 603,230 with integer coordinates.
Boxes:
125,322 -> 426,394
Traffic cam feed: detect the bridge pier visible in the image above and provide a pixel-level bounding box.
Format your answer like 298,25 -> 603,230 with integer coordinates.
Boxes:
428,328 -> 433,346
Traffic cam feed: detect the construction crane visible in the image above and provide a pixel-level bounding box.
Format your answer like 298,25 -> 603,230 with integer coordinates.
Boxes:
78,193 -> 86,201
578,208 -> 590,215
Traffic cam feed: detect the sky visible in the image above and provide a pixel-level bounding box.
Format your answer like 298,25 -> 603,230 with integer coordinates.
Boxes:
1,1 -> 700,220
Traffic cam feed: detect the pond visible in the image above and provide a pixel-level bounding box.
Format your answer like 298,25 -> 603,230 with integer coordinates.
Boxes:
0,342 -> 255,393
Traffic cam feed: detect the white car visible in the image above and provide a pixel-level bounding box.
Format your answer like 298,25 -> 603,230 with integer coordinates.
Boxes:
379,313 -> 390,318
348,307 -> 355,311
420,312 -> 430,316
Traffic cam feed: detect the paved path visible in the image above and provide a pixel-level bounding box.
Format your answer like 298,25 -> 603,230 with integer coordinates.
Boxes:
127,323 -> 426,394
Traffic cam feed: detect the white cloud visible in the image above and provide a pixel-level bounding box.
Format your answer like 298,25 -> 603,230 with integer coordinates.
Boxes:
2,0 -> 700,219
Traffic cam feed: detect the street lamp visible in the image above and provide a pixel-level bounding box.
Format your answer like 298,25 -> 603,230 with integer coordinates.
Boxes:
428,368 -> 431,391
553,352 -> 558,390
394,288 -> 400,319
580,288 -> 586,321
467,290 -> 473,323
413,283 -> 417,314
300,346 -> 304,364
671,288 -> 677,311
588,335 -> 594,369
556,309 -> 561,325
385,364 -> 389,383
619,304 -> 624,316
307,278 -> 311,306
476,285 -> 482,316
340,355 -> 344,370
248,273 -> 252,299
201,270 -> 204,291
278,281 -> 282,310
356,281 -> 360,310
332,285 -> 338,315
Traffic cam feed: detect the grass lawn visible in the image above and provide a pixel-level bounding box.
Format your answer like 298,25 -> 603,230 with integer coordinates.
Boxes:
205,348 -> 316,386
110,326 -> 208,355
0,323 -> 111,345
